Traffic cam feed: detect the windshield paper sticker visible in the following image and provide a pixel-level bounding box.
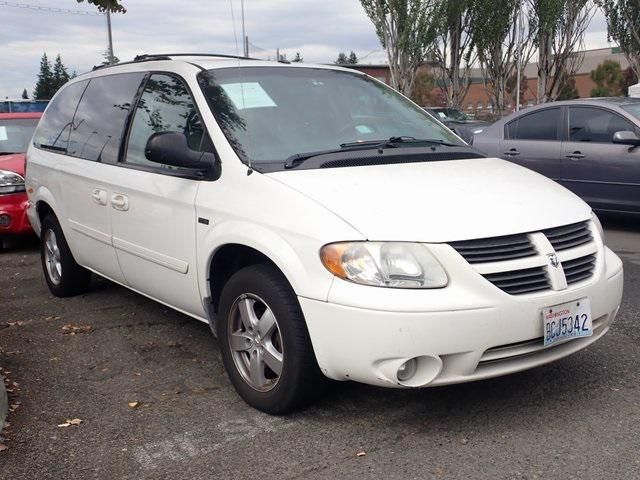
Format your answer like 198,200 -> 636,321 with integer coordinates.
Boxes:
0,127 -> 7,141
221,82 -> 277,110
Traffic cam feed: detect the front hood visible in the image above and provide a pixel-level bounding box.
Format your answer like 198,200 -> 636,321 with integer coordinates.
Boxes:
268,157 -> 591,242
0,153 -> 26,176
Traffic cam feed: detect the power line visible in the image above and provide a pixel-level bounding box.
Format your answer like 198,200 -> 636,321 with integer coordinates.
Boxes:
0,1 -> 103,16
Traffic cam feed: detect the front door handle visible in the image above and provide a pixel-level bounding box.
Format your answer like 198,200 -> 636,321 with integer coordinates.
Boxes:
503,148 -> 520,156
91,189 -> 107,206
110,193 -> 129,211
565,151 -> 584,159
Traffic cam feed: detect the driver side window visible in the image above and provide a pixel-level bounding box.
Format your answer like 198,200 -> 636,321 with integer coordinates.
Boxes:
125,73 -> 211,168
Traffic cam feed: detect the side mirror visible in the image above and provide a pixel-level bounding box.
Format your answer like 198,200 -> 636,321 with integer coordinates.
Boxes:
612,130 -> 640,146
145,132 -> 220,175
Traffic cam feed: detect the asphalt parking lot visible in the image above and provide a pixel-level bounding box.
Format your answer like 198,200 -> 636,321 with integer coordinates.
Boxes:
1,215 -> 639,480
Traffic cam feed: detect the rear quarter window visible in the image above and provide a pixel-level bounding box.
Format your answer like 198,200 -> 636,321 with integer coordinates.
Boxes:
33,80 -> 89,153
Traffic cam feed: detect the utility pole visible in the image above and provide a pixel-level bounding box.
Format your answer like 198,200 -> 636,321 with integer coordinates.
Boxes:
106,9 -> 114,62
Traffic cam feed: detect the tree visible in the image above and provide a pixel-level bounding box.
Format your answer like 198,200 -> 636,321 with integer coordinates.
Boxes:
335,52 -> 349,64
360,0 -> 441,96
34,53 -> 55,100
531,0 -> 595,103
599,0 -> 640,77
76,0 -> 126,12
21,89 -> 28,100
472,0 -> 536,116
410,70 -> 440,105
431,0 -> 478,109
556,74 -> 580,100
335,51 -> 358,64
52,54 -> 71,91
291,52 -> 303,63
620,66 -> 639,95
590,59 -> 623,96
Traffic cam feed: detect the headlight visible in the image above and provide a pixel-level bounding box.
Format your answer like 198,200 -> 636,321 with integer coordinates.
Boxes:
320,242 -> 448,289
592,212 -> 605,242
0,169 -> 25,194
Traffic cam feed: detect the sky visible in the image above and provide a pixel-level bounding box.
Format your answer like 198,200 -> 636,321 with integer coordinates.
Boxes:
0,0 -> 614,99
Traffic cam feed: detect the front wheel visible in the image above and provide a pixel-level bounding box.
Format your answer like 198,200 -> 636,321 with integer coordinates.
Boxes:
40,215 -> 91,297
217,264 -> 326,414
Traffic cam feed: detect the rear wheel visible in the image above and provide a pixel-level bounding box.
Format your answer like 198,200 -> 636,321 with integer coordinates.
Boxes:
217,264 -> 325,414
40,215 -> 91,297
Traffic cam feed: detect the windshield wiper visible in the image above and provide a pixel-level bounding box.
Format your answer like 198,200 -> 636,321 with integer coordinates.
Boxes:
284,136 -> 459,169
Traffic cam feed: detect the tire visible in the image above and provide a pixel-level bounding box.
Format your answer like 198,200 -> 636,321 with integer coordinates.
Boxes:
40,214 -> 91,297
217,263 -> 326,414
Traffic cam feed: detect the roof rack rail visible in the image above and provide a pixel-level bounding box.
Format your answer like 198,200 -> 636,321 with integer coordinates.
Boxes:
134,53 -> 259,61
90,52 -> 277,73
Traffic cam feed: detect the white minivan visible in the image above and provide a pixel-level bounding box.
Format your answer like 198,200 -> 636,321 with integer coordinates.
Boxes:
26,54 -> 623,413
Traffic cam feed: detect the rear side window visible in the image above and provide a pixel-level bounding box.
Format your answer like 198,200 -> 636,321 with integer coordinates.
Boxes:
33,80 -> 88,153
569,106 -> 635,143
507,108 -> 560,141
67,73 -> 145,163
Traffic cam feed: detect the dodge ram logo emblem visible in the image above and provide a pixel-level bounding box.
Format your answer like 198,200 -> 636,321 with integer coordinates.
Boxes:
547,253 -> 560,268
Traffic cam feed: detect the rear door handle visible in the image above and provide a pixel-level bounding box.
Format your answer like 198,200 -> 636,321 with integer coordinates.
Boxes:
110,193 -> 129,211
503,148 -> 520,156
91,189 -> 107,206
565,151 -> 584,159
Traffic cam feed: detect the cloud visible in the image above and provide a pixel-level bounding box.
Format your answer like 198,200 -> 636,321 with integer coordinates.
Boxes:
0,0 -> 611,99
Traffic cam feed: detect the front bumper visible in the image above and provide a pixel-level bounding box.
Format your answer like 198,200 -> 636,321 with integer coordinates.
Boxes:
0,192 -> 33,235
301,246 -> 623,387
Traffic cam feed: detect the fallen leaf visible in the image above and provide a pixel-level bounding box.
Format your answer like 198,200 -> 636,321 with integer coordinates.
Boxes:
0,444 -> 8,452
61,324 -> 91,335
58,418 -> 82,427
6,321 -> 24,327
128,401 -> 140,409
356,451 -> 366,457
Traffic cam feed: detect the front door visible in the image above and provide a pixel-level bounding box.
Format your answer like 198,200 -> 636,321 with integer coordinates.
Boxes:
561,106 -> 640,213
110,73 -> 213,317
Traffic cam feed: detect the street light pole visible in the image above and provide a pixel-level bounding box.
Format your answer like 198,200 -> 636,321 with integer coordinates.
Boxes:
106,9 -> 114,62
241,0 -> 248,57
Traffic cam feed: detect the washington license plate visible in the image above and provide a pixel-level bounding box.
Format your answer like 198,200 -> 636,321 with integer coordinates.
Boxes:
543,298 -> 592,347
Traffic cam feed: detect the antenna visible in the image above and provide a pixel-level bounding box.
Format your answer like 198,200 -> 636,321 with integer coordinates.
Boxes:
228,0 -> 252,175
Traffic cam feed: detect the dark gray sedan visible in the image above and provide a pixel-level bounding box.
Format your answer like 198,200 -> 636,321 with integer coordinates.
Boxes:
472,98 -> 640,215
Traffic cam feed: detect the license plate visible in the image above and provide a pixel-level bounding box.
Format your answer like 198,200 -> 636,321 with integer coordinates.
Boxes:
542,298 -> 592,347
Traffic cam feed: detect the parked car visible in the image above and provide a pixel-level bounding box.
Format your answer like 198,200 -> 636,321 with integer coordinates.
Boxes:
423,107 -> 490,142
27,55 -> 623,413
0,112 -> 41,249
472,98 -> 640,215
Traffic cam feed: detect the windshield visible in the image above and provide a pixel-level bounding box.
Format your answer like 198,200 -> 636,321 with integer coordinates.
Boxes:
199,67 -> 461,165
430,108 -> 469,122
621,103 -> 640,121
0,119 -> 38,154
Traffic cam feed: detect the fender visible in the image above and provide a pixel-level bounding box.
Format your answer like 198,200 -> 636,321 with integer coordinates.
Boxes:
197,219 -> 338,305
30,185 -> 61,236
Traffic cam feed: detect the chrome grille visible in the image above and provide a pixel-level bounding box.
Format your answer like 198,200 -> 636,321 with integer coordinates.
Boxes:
543,221 -> 592,251
449,220 -> 598,296
449,234 -> 536,264
482,266 -> 550,295
563,254 -> 596,285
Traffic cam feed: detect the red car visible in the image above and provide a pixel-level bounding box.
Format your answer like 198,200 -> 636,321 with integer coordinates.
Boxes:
0,112 -> 41,249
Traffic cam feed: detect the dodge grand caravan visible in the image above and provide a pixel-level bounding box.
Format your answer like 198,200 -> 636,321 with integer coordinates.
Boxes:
26,54 -> 624,413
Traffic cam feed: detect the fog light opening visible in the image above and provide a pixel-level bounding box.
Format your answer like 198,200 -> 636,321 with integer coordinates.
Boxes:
0,214 -> 11,228
397,358 -> 418,382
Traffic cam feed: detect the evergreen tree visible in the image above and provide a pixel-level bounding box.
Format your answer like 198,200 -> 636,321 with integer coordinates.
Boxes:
348,51 -> 358,64
52,54 -> 71,92
33,53 -> 55,100
335,52 -> 349,64
21,89 -> 29,100
291,52 -> 303,63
